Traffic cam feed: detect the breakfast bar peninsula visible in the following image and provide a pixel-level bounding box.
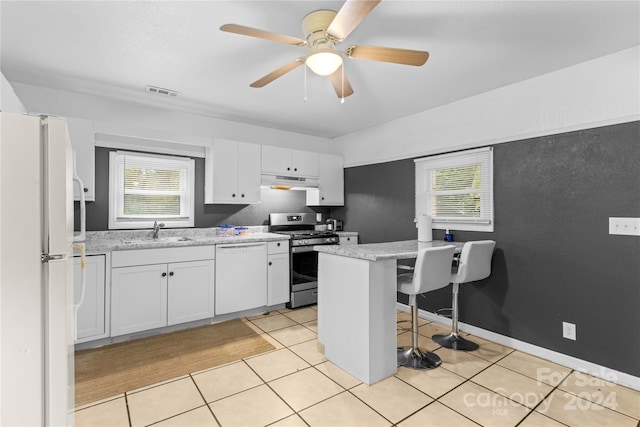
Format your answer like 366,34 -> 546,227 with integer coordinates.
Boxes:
315,240 -> 462,385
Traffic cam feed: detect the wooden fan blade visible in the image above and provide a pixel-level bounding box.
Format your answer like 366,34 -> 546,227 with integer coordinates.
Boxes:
250,59 -> 305,88
220,24 -> 306,46
346,45 -> 429,66
327,66 -> 354,98
326,0 -> 381,41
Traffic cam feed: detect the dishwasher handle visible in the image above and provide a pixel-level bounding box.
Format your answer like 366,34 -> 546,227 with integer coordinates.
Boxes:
216,243 -> 267,253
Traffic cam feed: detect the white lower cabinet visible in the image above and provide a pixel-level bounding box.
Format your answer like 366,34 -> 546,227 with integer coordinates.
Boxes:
111,246 -> 215,337
74,254 -> 107,343
167,260 -> 215,325
111,263 -> 168,336
267,240 -> 290,306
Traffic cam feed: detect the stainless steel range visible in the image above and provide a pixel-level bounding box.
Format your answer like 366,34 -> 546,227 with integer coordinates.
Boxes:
269,213 -> 340,308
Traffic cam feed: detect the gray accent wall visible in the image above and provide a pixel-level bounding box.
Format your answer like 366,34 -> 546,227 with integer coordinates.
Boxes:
331,121 -> 640,377
75,147 -> 328,231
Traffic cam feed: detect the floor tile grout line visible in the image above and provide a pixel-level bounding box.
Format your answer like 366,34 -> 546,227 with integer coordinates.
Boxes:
434,347 -> 556,426
343,387 -> 398,426
555,378 -> 640,421
513,368 -> 575,427
429,375 -> 488,426
548,370 -> 640,423
493,352 -> 574,389
124,392 -> 133,427
187,373 -> 222,427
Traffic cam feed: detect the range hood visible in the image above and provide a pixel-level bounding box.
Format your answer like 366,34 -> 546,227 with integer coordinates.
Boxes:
261,173 -> 319,189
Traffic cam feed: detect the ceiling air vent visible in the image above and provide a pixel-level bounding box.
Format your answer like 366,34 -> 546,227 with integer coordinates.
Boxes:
145,85 -> 180,97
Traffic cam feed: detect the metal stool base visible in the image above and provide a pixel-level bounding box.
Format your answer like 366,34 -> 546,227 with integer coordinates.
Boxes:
397,347 -> 442,370
433,333 -> 479,351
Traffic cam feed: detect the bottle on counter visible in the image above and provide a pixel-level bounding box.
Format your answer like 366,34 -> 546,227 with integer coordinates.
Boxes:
444,229 -> 454,242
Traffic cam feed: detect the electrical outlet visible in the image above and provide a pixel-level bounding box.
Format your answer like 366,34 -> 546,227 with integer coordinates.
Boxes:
563,322 -> 576,340
609,217 -> 640,236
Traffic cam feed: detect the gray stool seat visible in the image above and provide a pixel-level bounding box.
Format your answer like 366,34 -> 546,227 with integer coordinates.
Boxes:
433,240 -> 496,351
397,245 -> 456,369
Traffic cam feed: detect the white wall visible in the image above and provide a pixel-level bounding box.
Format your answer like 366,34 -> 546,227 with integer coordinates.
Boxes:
333,46 -> 640,167
1,72 -> 27,113
11,82 -> 333,153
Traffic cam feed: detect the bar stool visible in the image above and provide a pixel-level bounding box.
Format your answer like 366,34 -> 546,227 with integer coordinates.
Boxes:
397,245 -> 457,369
433,240 -> 496,351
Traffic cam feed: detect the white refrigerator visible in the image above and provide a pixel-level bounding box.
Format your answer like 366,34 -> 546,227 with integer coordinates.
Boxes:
1,112 -> 76,426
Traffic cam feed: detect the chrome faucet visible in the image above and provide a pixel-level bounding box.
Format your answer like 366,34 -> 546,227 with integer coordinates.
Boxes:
152,221 -> 164,240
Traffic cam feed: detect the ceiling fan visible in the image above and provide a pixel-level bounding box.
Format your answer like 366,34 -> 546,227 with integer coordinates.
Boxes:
220,0 -> 429,98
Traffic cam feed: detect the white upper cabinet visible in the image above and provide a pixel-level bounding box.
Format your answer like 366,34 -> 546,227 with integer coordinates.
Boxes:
262,145 -> 319,178
306,154 -> 344,206
205,139 -> 261,204
67,117 -> 95,201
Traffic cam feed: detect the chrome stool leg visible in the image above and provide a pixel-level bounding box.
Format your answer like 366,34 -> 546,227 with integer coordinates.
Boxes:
397,296 -> 442,369
433,283 -> 479,351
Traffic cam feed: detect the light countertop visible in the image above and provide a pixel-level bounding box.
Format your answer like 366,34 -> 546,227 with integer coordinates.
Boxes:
314,239 -> 463,261
78,228 -> 289,253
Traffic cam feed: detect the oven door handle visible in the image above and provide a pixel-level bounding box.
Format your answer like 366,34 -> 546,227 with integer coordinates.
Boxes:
291,245 -> 317,253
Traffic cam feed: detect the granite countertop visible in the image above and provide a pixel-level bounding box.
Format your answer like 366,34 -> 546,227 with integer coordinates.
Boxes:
78,227 -> 289,253
314,239 -> 463,261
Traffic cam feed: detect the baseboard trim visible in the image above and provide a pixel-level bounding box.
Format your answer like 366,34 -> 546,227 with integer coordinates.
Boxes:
396,302 -> 640,391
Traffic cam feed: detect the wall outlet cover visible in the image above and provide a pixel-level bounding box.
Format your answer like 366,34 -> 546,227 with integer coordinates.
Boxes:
609,217 -> 640,236
563,321 -> 577,340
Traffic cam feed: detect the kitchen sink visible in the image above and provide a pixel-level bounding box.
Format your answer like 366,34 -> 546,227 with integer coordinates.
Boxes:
121,236 -> 193,244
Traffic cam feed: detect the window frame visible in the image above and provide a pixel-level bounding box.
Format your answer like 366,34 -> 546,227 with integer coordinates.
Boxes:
108,150 -> 195,230
415,147 -> 494,232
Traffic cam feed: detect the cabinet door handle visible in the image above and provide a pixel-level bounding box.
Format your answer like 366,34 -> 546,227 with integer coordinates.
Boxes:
268,261 -> 272,266
161,272 -> 167,277
294,168 -> 298,171
83,188 -> 88,193
169,271 -> 174,276
232,193 -> 236,198
287,167 -> 290,171
241,194 -> 245,198
276,242 -> 280,247
321,196 -> 325,200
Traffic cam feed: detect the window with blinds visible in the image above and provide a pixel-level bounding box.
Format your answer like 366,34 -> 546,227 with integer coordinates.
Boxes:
415,147 -> 493,232
109,151 -> 195,229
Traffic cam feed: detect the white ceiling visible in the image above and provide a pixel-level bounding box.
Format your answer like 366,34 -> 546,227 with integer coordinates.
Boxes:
1,1 -> 638,139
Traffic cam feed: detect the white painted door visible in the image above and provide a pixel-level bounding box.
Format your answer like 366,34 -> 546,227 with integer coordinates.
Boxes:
167,260 -> 215,325
67,117 -> 95,201
267,253 -> 290,306
74,254 -> 106,341
291,149 -> 319,178
211,139 -> 240,203
237,142 -> 261,203
261,145 -> 291,175
111,264 -> 168,336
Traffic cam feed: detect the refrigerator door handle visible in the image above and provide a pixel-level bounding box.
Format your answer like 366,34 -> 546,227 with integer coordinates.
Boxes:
41,253 -> 65,263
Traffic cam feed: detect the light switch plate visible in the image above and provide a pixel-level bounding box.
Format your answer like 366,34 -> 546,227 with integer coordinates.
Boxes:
609,217 -> 640,236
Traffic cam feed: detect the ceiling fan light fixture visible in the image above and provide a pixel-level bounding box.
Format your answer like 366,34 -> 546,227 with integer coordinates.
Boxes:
305,49 -> 343,76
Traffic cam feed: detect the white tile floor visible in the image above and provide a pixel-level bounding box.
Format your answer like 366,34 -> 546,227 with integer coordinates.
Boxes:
75,306 -> 640,426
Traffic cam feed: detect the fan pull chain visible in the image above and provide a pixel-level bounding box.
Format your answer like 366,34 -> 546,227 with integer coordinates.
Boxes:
304,64 -> 307,103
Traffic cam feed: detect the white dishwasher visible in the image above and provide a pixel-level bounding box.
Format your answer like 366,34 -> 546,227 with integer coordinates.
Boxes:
215,243 -> 267,315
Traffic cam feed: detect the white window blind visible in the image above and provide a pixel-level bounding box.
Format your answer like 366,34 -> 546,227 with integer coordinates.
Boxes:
109,151 -> 195,229
415,147 -> 494,232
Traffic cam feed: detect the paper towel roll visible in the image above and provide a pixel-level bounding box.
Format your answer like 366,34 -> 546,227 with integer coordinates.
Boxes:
418,215 -> 432,242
